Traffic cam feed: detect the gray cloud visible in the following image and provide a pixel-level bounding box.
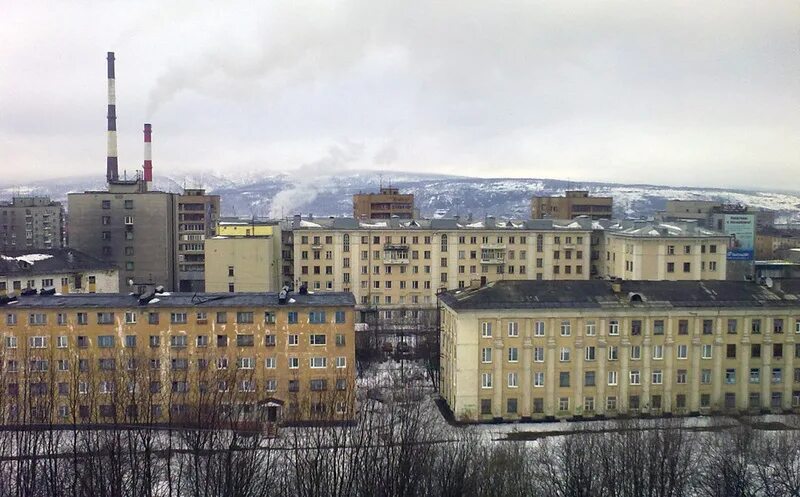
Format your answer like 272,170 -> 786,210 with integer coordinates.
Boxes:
0,1 -> 797,190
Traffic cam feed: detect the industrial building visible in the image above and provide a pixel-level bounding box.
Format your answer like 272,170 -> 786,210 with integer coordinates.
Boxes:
0,248 -> 118,294
531,190 -> 613,220
0,290 -> 356,424
439,279 -> 800,422
0,196 -> 65,250
68,53 -> 218,292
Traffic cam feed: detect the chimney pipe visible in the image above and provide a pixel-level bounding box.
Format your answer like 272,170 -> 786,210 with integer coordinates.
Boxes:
106,52 -> 119,183
143,123 -> 153,182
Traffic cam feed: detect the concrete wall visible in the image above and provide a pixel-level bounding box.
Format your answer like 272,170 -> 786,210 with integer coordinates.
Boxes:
204,237 -> 280,292
0,269 -> 119,294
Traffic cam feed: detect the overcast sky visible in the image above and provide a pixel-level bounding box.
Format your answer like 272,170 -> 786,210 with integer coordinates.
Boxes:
1,1 -> 798,190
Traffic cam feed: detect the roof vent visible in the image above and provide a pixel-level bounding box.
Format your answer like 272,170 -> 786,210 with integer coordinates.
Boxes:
154,285 -> 165,294
298,282 -> 308,295
138,289 -> 156,305
628,292 -> 645,303
39,288 -> 56,296
278,289 -> 288,305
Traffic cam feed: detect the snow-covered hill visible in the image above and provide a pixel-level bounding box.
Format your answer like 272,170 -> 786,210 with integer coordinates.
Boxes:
2,171 -> 799,223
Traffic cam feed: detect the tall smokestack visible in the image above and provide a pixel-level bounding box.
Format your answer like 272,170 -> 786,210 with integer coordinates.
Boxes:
106,52 -> 119,183
143,123 -> 153,182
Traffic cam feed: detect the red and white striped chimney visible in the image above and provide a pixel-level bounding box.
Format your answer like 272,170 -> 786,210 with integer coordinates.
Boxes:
106,52 -> 119,183
143,123 -> 153,183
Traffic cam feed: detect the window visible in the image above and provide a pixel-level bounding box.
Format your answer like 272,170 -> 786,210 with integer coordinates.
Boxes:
606,396 -> 618,411
631,320 -> 642,336
481,373 -> 493,388
676,369 -> 687,384
236,334 -> 254,347
727,319 -> 737,334
701,369 -> 712,384
534,372 -> 545,387
170,312 -> 187,324
752,319 -> 762,334
335,311 -> 346,323
609,320 -> 619,335
508,347 -> 519,362
29,336 -> 47,348
310,334 -> 327,346
98,335 -> 114,348
559,347 -> 570,362
264,334 -> 276,347
559,372 -> 570,387
480,399 -> 492,415
652,345 -> 663,360
170,335 -> 187,348
560,320 -> 571,336
125,335 -> 136,348
702,344 -> 712,359
702,320 -> 713,335
774,343 -> 783,359
508,372 -> 519,388
56,336 -> 67,348
725,369 -> 736,384
774,319 -> 784,334
585,346 -> 596,361
481,348 -> 492,363
288,312 -> 298,324
726,344 -> 736,359
629,370 -> 640,385
584,371 -> 596,387
630,345 -> 641,360
97,312 -> 114,324
288,334 -> 299,346
236,312 -> 254,324
677,344 -> 688,359
507,322 -> 519,337
750,368 -> 761,384
534,347 -> 544,362
215,312 -> 227,324
558,397 -> 570,412
683,262 -> 691,273
238,357 -> 255,370
652,370 -> 663,384
585,320 -> 596,336
534,321 -> 545,336
607,345 -> 618,361
217,335 -> 228,347
507,398 -> 518,414
653,320 -> 665,335
336,356 -> 346,368
288,357 -> 299,369
481,322 -> 492,338
149,336 -> 160,348
678,319 -> 689,335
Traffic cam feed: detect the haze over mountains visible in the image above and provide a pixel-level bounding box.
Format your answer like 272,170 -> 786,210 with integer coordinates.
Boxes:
2,171 -> 799,223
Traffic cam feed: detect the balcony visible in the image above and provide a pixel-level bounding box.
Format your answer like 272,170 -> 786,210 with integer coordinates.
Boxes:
383,252 -> 409,264
480,243 -> 506,250
480,248 -> 506,264
310,244 -> 323,250
384,243 -> 409,251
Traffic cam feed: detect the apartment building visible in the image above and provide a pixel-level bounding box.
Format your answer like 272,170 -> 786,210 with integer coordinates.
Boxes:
176,189 -> 220,292
291,217 -> 593,313
0,196 -> 64,250
531,191 -> 613,220
353,187 -> 415,220
439,279 -> 800,422
0,249 -> 118,295
599,221 -> 729,280
0,291 -> 356,424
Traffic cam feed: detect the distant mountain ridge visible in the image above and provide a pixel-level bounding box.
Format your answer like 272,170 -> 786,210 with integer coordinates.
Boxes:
2,171 -> 799,223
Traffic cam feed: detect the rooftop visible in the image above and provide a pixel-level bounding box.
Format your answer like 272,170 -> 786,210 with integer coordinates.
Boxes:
439,279 -> 800,310
287,216 -> 595,231
1,291 -> 356,309
0,249 -> 116,277
599,220 -> 726,238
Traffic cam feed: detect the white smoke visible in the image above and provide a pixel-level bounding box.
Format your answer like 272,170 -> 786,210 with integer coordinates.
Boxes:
268,141 -> 364,218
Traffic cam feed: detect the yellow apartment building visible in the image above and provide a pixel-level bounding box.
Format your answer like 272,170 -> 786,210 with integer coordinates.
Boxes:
0,291 -> 356,425
291,217 -> 594,314
205,236 -> 283,293
0,248 -> 119,295
531,190 -> 613,220
599,221 -> 729,280
439,279 -> 800,422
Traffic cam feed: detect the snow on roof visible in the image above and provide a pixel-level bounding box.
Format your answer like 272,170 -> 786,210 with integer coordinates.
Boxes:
359,221 -> 388,228
299,220 -> 322,228
592,221 -> 605,230
1,254 -> 54,265
466,221 -> 484,228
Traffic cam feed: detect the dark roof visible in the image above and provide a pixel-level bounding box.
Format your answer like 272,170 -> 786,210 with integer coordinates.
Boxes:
438,280 -> 800,311
2,291 -> 355,309
0,249 -> 116,277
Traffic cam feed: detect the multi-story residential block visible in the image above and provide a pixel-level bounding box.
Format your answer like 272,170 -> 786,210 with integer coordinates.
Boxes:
531,190 -> 613,220
0,291 -> 355,424
598,220 -> 729,280
439,279 -> 800,422
0,249 -> 118,295
353,187 -> 415,220
176,189 -> 220,292
756,227 -> 800,260
68,183 -> 179,291
205,224 -> 283,293
0,197 -> 65,250
291,217 -> 593,315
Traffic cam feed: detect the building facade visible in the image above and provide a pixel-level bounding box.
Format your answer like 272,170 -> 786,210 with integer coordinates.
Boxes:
205,236 -> 283,293
600,221 -> 729,280
176,189 -> 220,292
0,249 -> 118,295
0,196 -> 65,250
0,291 -> 356,424
531,191 -> 613,220
353,187 -> 415,220
439,280 -> 800,422
291,217 -> 594,314
68,184 -> 178,291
